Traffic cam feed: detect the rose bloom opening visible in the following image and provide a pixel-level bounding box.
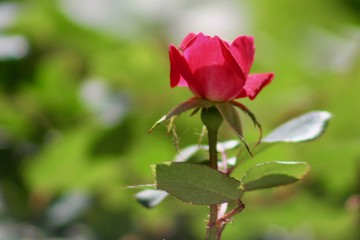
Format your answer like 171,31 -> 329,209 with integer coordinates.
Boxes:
169,33 -> 274,102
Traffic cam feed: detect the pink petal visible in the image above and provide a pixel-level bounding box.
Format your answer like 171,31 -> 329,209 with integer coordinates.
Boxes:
238,73 -> 274,100
169,45 -> 188,87
230,36 -> 255,76
180,32 -> 197,50
183,33 -> 246,102
219,39 -> 246,81
169,44 -> 195,88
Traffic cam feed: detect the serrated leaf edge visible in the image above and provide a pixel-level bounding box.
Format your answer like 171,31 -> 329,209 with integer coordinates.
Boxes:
154,163 -> 244,205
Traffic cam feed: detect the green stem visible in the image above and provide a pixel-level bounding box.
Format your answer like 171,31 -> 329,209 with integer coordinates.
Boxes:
201,106 -> 223,240
208,127 -> 218,171
206,126 -> 219,240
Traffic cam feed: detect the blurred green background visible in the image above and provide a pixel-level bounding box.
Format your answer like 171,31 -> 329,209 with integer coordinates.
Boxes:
0,0 -> 359,239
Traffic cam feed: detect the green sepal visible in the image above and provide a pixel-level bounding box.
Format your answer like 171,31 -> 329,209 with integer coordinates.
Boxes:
230,100 -> 262,145
215,102 -> 252,156
148,97 -> 212,133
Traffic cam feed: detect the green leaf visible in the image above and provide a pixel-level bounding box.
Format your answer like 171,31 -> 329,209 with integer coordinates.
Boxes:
262,111 -> 332,143
134,141 -> 242,208
237,111 -> 332,162
135,190 -> 168,208
241,161 -> 310,191
155,162 -> 243,205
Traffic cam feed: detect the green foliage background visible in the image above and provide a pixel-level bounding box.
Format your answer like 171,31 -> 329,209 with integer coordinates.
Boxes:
0,0 -> 359,239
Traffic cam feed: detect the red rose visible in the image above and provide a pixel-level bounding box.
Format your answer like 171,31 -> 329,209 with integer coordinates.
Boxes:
150,33 -> 274,152
169,33 -> 274,102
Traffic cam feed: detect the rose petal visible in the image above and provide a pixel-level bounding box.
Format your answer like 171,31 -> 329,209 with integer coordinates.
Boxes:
169,44 -> 194,88
230,36 -> 255,76
180,32 -> 197,50
169,45 -> 188,87
238,73 -> 274,100
183,33 -> 246,101
219,39 -> 246,81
